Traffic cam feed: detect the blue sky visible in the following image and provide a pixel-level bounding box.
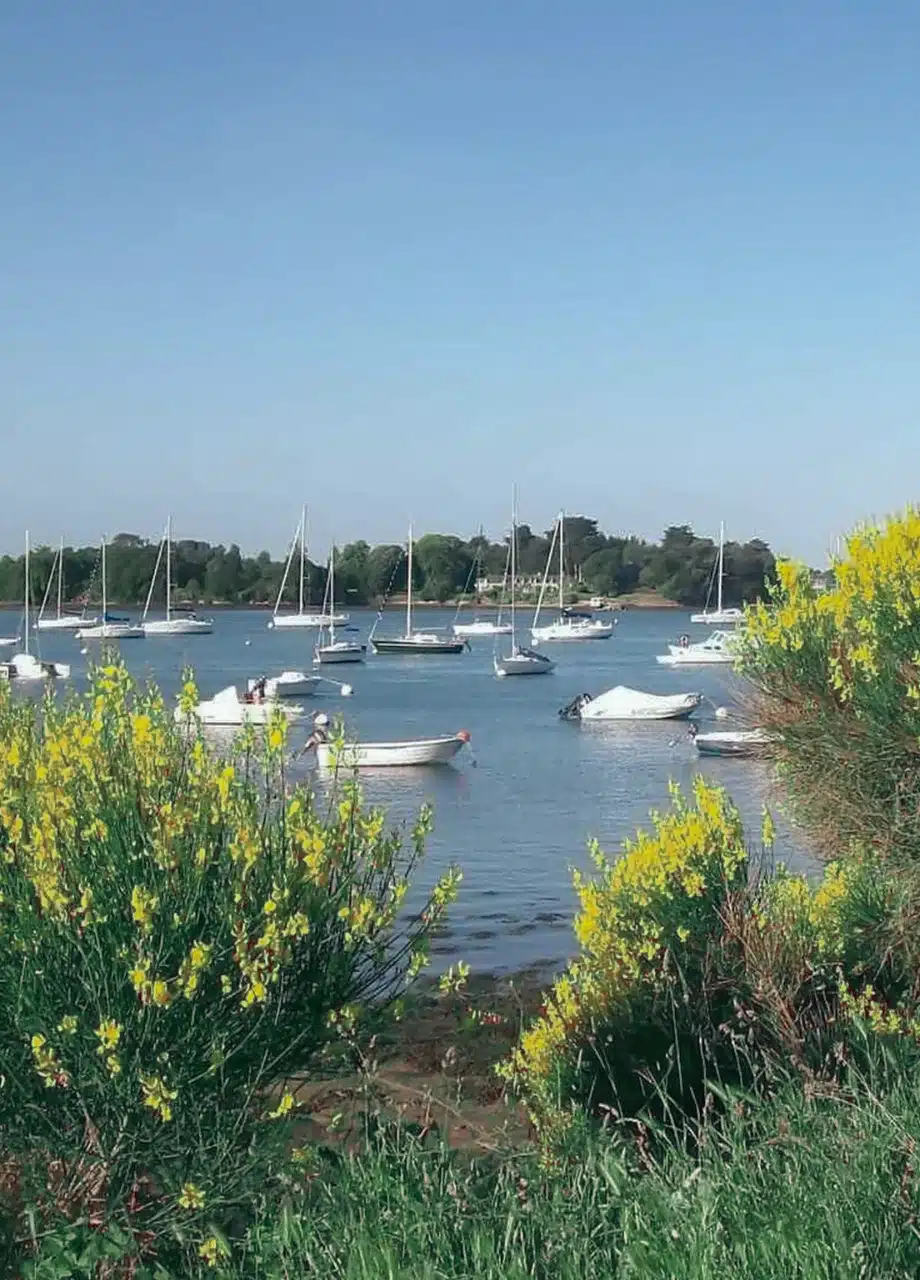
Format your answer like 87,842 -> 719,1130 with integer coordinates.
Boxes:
3,1 -> 919,564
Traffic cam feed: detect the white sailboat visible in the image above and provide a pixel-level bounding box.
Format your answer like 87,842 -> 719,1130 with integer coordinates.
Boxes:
690,522 -> 744,625
76,538 -> 144,640
370,525 -> 467,655
270,507 -> 348,630
315,545 -> 365,664
2,533 -> 71,680
531,514 -> 614,642
452,531 -> 512,637
494,493 -> 554,677
142,518 -> 214,636
37,537 -> 97,631
656,629 -> 736,666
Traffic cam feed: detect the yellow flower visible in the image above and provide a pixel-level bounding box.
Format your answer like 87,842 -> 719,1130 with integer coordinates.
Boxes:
57,1016 -> 78,1036
129,958 -> 151,996
198,1236 -> 224,1266
178,1182 -> 206,1210
131,885 -> 158,932
151,980 -> 172,1008
761,806 -> 776,850
95,1019 -> 122,1054
263,898 -> 277,915
140,1073 -> 177,1122
105,1054 -> 121,1077
269,1091 -> 296,1119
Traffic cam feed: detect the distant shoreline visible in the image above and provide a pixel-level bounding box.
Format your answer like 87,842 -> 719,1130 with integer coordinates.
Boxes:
0,594 -> 687,614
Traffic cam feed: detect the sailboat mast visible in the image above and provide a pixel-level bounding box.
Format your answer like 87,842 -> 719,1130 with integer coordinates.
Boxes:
165,516 -> 172,622
57,536 -> 64,620
406,524 -> 414,636
717,521 -> 725,615
24,531 -> 31,656
101,537 -> 107,620
299,505 -> 306,616
558,512 -> 565,612
510,493 -> 517,643
329,546 -> 336,645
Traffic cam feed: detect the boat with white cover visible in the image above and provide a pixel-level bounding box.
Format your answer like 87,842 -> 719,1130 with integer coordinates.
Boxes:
689,725 -> 770,757
690,522 -> 745,625
453,618 -> 513,637
532,514 -> 613,642
271,506 -> 348,629
77,538 -> 145,639
247,671 -> 320,699
309,718 -> 471,768
494,491 -> 554,677
657,630 -> 736,666
370,525 -> 467,655
560,687 -> 702,722
37,537 -> 97,631
177,685 -> 305,727
142,518 -> 214,636
314,545 -> 365,664
0,636 -> 18,649
1,533 -> 70,680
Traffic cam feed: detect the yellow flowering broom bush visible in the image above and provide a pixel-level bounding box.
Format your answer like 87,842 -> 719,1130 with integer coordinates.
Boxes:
0,660 -> 459,1267
738,508 -> 920,861
501,779 -> 750,1138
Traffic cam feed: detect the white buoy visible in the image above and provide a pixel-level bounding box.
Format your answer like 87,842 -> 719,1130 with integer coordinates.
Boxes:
80,647 -> 88,656
715,706 -> 729,720
244,639 -> 251,646
267,621 -> 274,630
341,683 -> 354,697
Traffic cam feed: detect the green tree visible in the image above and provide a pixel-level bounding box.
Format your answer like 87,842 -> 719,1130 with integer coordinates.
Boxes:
413,534 -> 474,602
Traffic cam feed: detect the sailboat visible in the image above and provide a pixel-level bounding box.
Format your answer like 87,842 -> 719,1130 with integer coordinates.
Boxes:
270,507 -> 348,629
76,538 -> 144,640
370,525 -> 467,655
142,518 -> 214,636
690,522 -> 744,625
314,545 -> 365,664
531,514 -> 614,642
37,537 -> 98,631
452,529 -> 512,638
494,494 -> 554,677
2,533 -> 71,680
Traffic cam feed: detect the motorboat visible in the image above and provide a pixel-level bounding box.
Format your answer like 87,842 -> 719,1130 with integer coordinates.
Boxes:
176,685 -> 305,727
247,671 -> 320,699
531,517 -> 614,642
271,505 -> 349,629
560,687 -> 702,722
453,618 -> 513,637
36,537 -> 98,631
0,635 -> 18,649
494,646 -> 554,677
76,538 -> 145,639
656,630 -> 736,666
313,545 -> 366,663
310,721 -> 471,768
690,522 -> 745,625
4,533 -> 71,680
370,524 -> 467,656
494,491 -> 554,677
142,518 -> 214,636
689,725 -> 770,757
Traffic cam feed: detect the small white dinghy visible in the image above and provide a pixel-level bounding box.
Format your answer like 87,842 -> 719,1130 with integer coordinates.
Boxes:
4,652 -> 72,681
0,635 -> 19,649
689,725 -> 770,757
560,686 -> 702,722
308,715 -> 471,768
248,671 -> 320,699
177,685 -> 305,727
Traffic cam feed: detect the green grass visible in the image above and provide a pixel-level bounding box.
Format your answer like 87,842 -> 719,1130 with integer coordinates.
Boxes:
218,1060 -> 920,1280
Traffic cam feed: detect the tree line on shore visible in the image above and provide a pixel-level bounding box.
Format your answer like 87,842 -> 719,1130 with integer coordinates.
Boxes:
0,519 -> 776,609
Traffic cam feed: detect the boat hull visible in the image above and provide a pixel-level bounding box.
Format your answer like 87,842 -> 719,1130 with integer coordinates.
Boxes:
143,618 -> 214,636
249,673 -> 320,699
315,735 -> 466,768
5,653 -> 70,680
453,621 -> 513,637
693,730 -> 769,757
689,609 -> 744,625
494,650 -> 554,677
371,636 -> 466,655
37,616 -> 97,632
657,652 -> 734,666
314,644 -> 366,664
77,624 -> 145,640
531,622 -> 614,642
177,686 -> 304,726
271,613 -> 348,629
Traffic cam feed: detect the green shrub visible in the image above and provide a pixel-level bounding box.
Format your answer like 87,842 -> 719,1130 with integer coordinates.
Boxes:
0,660 -> 458,1270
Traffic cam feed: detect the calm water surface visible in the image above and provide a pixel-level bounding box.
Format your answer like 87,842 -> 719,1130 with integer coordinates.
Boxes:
3,607 -> 818,974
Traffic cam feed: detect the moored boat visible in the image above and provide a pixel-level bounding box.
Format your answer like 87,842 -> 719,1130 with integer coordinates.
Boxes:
560,687 -> 702,721
36,536 -> 98,631
247,671 -> 320,699
142,518 -> 214,636
370,524 -> 468,656
314,544 -> 366,663
690,522 -> 745,625
531,515 -> 614,643
76,538 -> 145,639
309,719 -> 471,768
494,491 -> 554,677
689,725 -> 770,757
656,630 -> 736,666
176,685 -> 305,727
5,533 -> 71,680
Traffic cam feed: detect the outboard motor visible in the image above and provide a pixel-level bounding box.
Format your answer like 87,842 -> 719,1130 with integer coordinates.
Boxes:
559,693 -> 593,720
